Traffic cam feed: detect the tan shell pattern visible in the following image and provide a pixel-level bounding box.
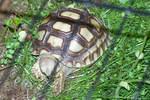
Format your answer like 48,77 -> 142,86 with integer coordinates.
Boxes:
33,8 -> 111,68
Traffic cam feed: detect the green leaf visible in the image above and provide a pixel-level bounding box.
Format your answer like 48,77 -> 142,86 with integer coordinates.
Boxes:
6,53 -> 13,59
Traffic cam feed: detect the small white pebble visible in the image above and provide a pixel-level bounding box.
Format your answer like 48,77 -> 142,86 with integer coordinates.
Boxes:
135,50 -> 144,60
18,31 -> 27,42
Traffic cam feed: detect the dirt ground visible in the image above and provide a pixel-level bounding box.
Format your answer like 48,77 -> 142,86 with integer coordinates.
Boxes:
0,1 -> 33,99
0,18 -> 34,100
0,68 -> 34,100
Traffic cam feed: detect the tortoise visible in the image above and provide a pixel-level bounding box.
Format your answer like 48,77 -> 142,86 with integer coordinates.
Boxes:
19,8 -> 111,95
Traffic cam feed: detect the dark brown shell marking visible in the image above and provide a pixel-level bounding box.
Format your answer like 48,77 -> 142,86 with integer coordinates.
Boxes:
33,8 -> 111,68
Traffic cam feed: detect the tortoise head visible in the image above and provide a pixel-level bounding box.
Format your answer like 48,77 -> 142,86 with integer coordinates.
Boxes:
38,53 -> 59,78
32,52 -> 59,80
32,53 -> 66,95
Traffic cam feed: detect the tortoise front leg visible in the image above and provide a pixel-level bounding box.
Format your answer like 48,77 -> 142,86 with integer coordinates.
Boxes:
52,69 -> 65,96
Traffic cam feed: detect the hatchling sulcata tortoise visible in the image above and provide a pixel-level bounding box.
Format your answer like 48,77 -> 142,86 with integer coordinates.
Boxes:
19,8 -> 111,95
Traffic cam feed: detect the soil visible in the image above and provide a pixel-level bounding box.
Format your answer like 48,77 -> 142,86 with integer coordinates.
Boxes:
0,1 -> 34,99
0,26 -> 34,99
0,67 -> 34,100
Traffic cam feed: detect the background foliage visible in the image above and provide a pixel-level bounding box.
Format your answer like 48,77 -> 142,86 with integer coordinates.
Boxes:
0,0 -> 149,99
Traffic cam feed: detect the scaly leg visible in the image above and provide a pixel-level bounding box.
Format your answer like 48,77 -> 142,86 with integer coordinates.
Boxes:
52,69 -> 65,96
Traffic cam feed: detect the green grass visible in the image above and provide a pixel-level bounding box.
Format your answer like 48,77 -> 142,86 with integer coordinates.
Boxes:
0,0 -> 150,99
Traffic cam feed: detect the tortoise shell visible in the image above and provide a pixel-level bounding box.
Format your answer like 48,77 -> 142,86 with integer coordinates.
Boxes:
33,8 -> 111,68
